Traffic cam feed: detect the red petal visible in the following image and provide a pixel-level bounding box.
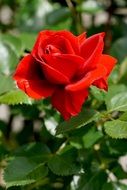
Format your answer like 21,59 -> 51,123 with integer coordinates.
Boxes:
66,65 -> 107,91
17,79 -> 56,99
93,78 -> 108,91
32,30 -> 79,61
13,54 -> 41,80
80,33 -> 105,71
51,89 -> 71,120
32,30 -> 55,60
13,54 -> 56,99
57,30 -> 79,54
66,89 -> 88,115
77,32 -> 86,45
41,62 -> 70,85
92,54 -> 117,91
43,54 -> 84,80
51,88 -> 88,120
99,54 -> 117,76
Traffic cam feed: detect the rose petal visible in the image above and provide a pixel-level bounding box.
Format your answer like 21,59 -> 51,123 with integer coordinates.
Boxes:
93,78 -> 108,91
66,89 -> 88,115
32,30 -> 79,61
51,88 -> 88,120
57,30 -> 79,54
80,33 -> 105,71
92,54 -> 117,91
51,89 -> 71,120
17,79 -> 56,99
13,54 -> 42,80
41,62 -> 70,85
43,54 -> 85,80
13,54 -> 56,99
77,32 -> 86,46
99,54 -> 117,76
66,65 -> 107,91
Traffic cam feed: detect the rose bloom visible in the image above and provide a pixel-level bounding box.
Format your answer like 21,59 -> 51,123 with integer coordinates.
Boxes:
13,30 -> 117,120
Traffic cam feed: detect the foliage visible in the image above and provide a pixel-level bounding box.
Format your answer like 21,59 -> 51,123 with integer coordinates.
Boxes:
0,0 -> 127,189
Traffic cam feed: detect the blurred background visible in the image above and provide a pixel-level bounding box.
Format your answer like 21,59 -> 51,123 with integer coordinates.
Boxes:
0,0 -> 127,189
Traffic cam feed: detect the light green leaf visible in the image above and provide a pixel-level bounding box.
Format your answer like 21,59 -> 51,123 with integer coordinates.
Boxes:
1,34 -> 22,56
48,154 -> 80,176
104,120 -> 127,139
0,42 -> 18,75
107,92 -> 127,112
90,86 -> 106,102
0,90 -> 32,105
56,109 -> 98,135
19,33 -> 37,51
105,84 -> 127,112
0,74 -> 15,95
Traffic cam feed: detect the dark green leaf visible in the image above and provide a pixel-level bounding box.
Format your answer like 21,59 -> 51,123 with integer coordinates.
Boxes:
48,154 -> 80,176
77,171 -> 107,190
14,142 -> 51,162
4,157 -> 48,188
56,109 -> 98,135
46,7 -> 70,25
82,127 -> 103,148
110,37 -> 127,62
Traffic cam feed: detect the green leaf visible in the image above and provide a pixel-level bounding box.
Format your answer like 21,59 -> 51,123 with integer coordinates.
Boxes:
19,33 -> 37,51
56,109 -> 98,135
4,157 -> 48,188
1,34 -> 22,56
77,171 -> 107,190
0,90 -> 32,105
102,182 -> 127,190
105,84 -> 127,112
104,120 -> 127,139
119,57 -> 127,80
107,92 -> 127,112
14,142 -> 51,162
26,163 -> 48,181
0,74 -> 15,95
0,42 -> 18,75
46,7 -> 70,25
90,86 -> 106,102
110,37 -> 127,62
120,111 -> 127,121
82,127 -> 103,148
48,154 -> 80,176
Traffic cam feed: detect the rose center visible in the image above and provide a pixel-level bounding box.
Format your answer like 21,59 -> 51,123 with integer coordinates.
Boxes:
45,45 -> 61,54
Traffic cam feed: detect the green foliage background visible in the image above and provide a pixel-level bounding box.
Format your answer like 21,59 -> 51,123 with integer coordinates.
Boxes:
0,0 -> 127,189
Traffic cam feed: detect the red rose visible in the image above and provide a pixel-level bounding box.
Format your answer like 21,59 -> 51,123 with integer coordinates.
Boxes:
13,30 -> 117,120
